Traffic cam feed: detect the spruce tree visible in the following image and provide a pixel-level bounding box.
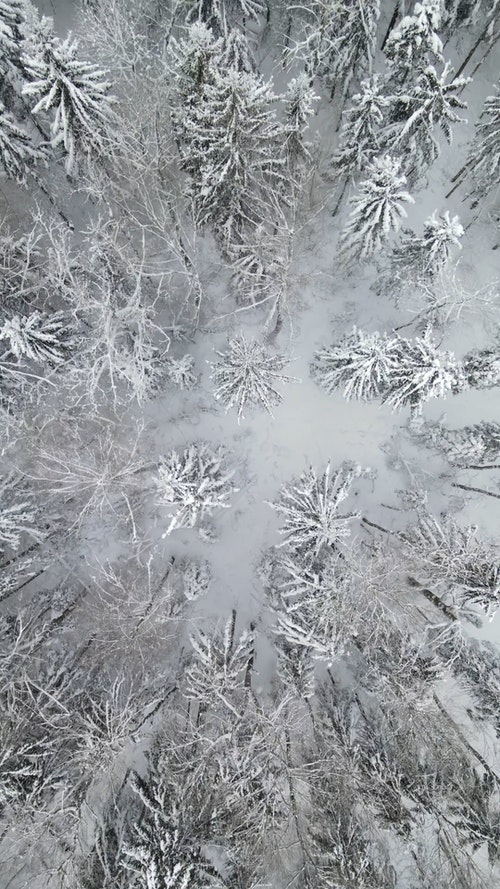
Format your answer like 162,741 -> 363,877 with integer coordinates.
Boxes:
0,101 -> 40,182
22,32 -> 116,171
0,0 -> 24,64
339,156 -> 414,262
178,62 -> 284,252
384,63 -> 469,181
332,74 -> 389,178
385,0 -> 444,81
467,81 -> 500,202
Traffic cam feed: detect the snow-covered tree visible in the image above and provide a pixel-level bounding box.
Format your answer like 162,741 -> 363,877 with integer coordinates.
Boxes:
463,347 -> 500,390
395,211 -> 463,278
177,62 -> 284,251
124,772 -> 223,889
467,81 -> 500,201
414,419 -> 500,467
210,334 -> 295,420
376,210 -> 464,299
185,611 -> 254,712
339,156 -> 414,263
287,0 -> 380,96
329,0 -> 381,97
0,310 -> 73,363
164,354 -> 197,390
384,63 -> 469,180
311,327 -> 401,401
382,330 -> 466,413
184,0 -> 265,31
0,101 -> 40,182
22,32 -> 116,171
0,474 -> 42,554
385,0 -> 444,79
312,327 -> 465,412
268,462 -> 361,556
156,443 -> 237,535
283,73 -> 318,169
401,513 -> 500,617
0,0 -> 24,64
169,21 -> 222,108
332,74 -> 389,178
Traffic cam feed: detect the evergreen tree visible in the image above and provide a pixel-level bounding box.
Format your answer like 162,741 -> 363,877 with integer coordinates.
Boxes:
186,613 -> 254,711
396,211 -> 463,277
0,310 -> 73,363
283,72 -> 318,169
383,329 -> 466,413
0,474 -> 41,554
384,63 -> 469,181
463,347 -> 500,390
169,21 -> 222,109
267,461 -> 361,556
312,327 -> 466,412
414,419 -> 500,466
124,772 -> 223,889
0,0 -> 24,63
289,0 -> 380,94
467,81 -> 500,202
311,327 -> 402,401
339,156 -> 414,262
376,210 -> 463,298
156,443 -> 238,535
22,32 -> 116,171
178,62 -> 284,251
385,0 -> 444,80
0,101 -> 40,182
332,74 -> 389,178
210,334 -> 295,420
401,513 -> 500,617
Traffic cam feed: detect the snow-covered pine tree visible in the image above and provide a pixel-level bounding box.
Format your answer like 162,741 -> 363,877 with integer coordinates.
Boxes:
463,347 -> 500,390
156,443 -> 237,535
267,462 -> 361,556
311,327 -> 401,401
401,513 -> 500,618
185,612 -> 254,712
178,61 -> 284,252
312,327 -> 466,412
376,210 -> 463,299
414,419 -> 500,466
164,354 -> 197,389
124,772 -> 223,889
22,32 -> 116,172
327,0 -> 381,100
283,73 -> 318,170
0,311 -> 73,363
385,0 -> 444,81
0,0 -> 24,64
275,636 -> 315,701
0,474 -> 42,554
396,211 -> 463,277
210,334 -> 294,420
184,0 -> 265,31
467,80 -> 500,202
382,329 -> 466,413
383,63 -> 469,182
339,156 -> 414,263
332,74 -> 389,179
0,101 -> 40,182
287,0 -> 380,97
216,26 -> 255,73
169,21 -> 222,114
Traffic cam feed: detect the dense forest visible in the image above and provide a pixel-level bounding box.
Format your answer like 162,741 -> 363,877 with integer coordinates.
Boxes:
0,0 -> 499,887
